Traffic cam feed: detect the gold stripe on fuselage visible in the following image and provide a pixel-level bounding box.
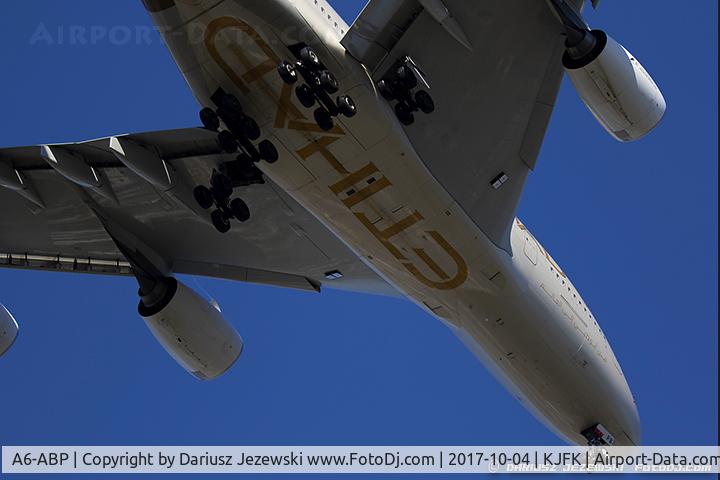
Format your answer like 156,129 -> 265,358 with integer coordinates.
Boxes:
204,16 -> 468,291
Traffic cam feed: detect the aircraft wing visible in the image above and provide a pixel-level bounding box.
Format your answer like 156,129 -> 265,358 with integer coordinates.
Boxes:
0,128 -> 399,297
342,0 -> 581,251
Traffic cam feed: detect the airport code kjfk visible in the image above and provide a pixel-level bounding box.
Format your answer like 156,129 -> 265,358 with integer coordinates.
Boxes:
3,446 -> 720,474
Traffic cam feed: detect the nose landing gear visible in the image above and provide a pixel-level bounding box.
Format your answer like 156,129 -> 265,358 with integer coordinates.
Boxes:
377,59 -> 435,127
194,88 -> 280,233
277,46 -> 357,132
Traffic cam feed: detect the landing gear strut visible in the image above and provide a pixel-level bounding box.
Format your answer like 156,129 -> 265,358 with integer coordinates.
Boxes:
277,46 -> 357,132
377,58 -> 435,126
194,88 -> 280,233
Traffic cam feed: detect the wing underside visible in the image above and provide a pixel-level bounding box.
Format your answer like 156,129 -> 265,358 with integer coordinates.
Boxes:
343,0 -> 580,251
0,128 -> 398,297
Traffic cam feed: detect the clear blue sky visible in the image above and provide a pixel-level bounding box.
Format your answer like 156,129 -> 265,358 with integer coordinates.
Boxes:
0,1 -> 716,479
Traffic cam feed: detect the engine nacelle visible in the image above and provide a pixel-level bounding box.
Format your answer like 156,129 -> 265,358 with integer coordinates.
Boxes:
0,304 -> 19,358
138,278 -> 243,380
564,30 -> 666,142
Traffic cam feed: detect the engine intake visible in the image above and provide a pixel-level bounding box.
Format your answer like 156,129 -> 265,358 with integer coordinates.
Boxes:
564,30 -> 666,142
0,304 -> 19,358
138,278 -> 243,380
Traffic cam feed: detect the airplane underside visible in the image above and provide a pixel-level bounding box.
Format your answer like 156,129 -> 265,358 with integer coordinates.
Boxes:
0,0 -> 667,447
143,0 -> 640,445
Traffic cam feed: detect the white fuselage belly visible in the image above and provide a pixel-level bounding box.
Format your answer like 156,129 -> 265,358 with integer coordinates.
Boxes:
151,0 -> 640,445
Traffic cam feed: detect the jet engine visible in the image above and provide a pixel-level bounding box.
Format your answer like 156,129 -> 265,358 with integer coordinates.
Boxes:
0,304 -> 19,358
138,278 -> 243,380
563,29 -> 666,142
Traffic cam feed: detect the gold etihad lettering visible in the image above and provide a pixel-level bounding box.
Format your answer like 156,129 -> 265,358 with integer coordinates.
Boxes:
204,16 -> 468,291
297,137 -> 348,175
327,162 -> 391,208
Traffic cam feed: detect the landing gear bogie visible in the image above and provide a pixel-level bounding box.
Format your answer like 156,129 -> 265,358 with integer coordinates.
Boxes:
203,89 -> 280,164
258,139 -> 279,163
377,79 -> 396,102
225,155 -> 265,186
219,93 -> 243,114
415,90 -> 435,114
193,185 -> 214,210
198,171 -> 250,232
217,130 -> 238,153
300,46 -> 322,70
394,103 -> 415,126
211,209 -> 231,234
377,58 -> 436,126
396,65 -> 418,90
210,170 -> 234,200
296,84 -> 316,108
238,138 -> 261,163
319,70 -> 339,94
277,45 -> 358,130
314,107 -> 334,132
277,61 -> 298,85
337,95 -> 357,118
239,116 -> 261,141
195,88 -> 281,233
230,198 -> 250,223
200,107 -> 220,131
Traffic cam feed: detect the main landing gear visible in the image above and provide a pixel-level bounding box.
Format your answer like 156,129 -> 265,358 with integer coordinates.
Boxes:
377,60 -> 435,126
195,88 -> 280,233
276,45 -> 357,132
193,170 -> 250,234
